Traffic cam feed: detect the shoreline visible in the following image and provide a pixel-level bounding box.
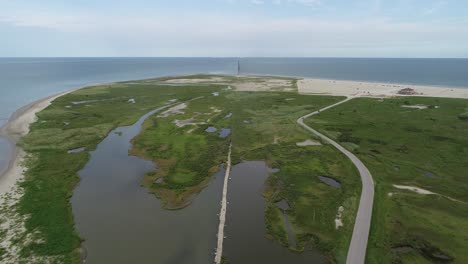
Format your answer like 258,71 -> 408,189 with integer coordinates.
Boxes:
297,78 -> 468,99
1,74 -> 467,194
1,74 -> 467,197
0,89 -> 76,198
239,72 -> 468,90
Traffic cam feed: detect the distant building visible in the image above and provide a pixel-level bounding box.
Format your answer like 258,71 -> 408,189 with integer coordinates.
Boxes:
398,88 -> 417,95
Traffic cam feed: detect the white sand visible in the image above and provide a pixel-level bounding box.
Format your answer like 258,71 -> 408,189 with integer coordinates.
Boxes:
158,103 -> 187,118
0,90 -> 75,262
298,78 -> 468,99
335,206 -> 345,230
401,104 -> 429,109
234,79 -> 295,92
393,184 -> 435,195
163,77 -> 227,84
296,139 -> 322,146
392,184 -> 466,204
0,90 -> 75,198
174,118 -> 206,128
162,76 -> 296,92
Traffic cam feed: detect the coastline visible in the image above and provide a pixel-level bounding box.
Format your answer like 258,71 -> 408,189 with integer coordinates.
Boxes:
0,89 -> 75,198
2,74 -> 468,197
297,78 -> 468,99
0,73 -> 466,262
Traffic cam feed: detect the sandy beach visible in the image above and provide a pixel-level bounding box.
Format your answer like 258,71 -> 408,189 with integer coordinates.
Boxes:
0,90 -> 75,198
298,78 -> 468,99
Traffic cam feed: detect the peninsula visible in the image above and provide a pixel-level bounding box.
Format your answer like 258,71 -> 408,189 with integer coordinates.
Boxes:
0,74 -> 467,264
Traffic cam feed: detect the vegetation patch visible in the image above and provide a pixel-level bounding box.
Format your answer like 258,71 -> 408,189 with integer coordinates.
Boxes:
458,109 -> 468,120
306,97 -> 468,264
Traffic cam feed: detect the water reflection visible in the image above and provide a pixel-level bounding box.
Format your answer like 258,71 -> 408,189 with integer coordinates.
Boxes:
223,161 -> 326,264
71,106 -> 223,264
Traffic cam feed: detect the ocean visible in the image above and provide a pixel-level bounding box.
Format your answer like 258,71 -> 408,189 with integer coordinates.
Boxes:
1,57 -> 468,174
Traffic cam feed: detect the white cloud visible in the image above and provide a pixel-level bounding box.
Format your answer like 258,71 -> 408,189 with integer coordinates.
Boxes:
1,4 -> 467,57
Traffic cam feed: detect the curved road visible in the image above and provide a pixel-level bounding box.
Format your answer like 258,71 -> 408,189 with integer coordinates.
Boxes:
297,97 -> 374,264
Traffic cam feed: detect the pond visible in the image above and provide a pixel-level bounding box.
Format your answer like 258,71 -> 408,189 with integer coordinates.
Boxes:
218,128 -> 231,138
223,161 -> 326,264
318,176 -> 342,188
71,105 -> 224,264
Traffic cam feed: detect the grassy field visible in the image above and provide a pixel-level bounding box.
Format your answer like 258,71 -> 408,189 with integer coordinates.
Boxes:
305,97 -> 468,264
222,92 -> 361,262
130,88 -> 231,209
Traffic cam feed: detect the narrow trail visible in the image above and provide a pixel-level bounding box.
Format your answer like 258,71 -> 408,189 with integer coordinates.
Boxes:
297,97 -> 375,264
214,143 -> 232,264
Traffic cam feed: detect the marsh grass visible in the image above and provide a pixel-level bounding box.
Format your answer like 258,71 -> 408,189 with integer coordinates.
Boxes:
15,75 -> 362,262
16,81 -> 221,260
306,97 -> 468,264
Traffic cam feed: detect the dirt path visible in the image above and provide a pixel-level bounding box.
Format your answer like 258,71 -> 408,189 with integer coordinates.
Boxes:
214,143 -> 232,264
297,97 -> 374,264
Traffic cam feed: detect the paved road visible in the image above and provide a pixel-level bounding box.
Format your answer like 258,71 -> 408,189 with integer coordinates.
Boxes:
297,97 -> 374,264
214,143 -> 232,264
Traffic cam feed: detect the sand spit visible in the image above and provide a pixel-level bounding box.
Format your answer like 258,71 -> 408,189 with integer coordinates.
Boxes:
163,77 -> 227,84
298,78 -> 468,99
234,78 -> 295,92
162,76 -> 296,92
401,104 -> 430,109
0,89 -> 75,263
392,185 -> 466,203
158,103 -> 187,118
393,184 -> 435,195
0,90 -> 75,197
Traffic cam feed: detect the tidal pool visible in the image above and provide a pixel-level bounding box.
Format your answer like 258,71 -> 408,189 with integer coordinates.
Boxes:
318,176 -> 342,188
71,105 -> 223,264
205,126 -> 217,133
223,161 -> 326,264
218,128 -> 231,138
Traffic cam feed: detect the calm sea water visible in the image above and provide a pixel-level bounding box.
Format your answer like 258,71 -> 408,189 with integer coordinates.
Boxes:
0,57 -> 236,174
2,57 -> 468,127
240,58 -> 468,87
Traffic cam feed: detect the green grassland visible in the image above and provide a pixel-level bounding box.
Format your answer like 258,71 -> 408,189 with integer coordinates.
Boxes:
305,97 -> 468,264
130,90 -> 231,209
224,92 -> 361,262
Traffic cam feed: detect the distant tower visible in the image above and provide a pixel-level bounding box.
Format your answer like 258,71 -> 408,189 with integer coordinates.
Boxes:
237,59 -> 240,76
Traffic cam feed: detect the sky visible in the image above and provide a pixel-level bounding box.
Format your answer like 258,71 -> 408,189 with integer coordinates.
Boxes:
1,0 -> 468,57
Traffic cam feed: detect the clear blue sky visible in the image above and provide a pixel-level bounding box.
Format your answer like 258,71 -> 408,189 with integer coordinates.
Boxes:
1,0 -> 468,57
